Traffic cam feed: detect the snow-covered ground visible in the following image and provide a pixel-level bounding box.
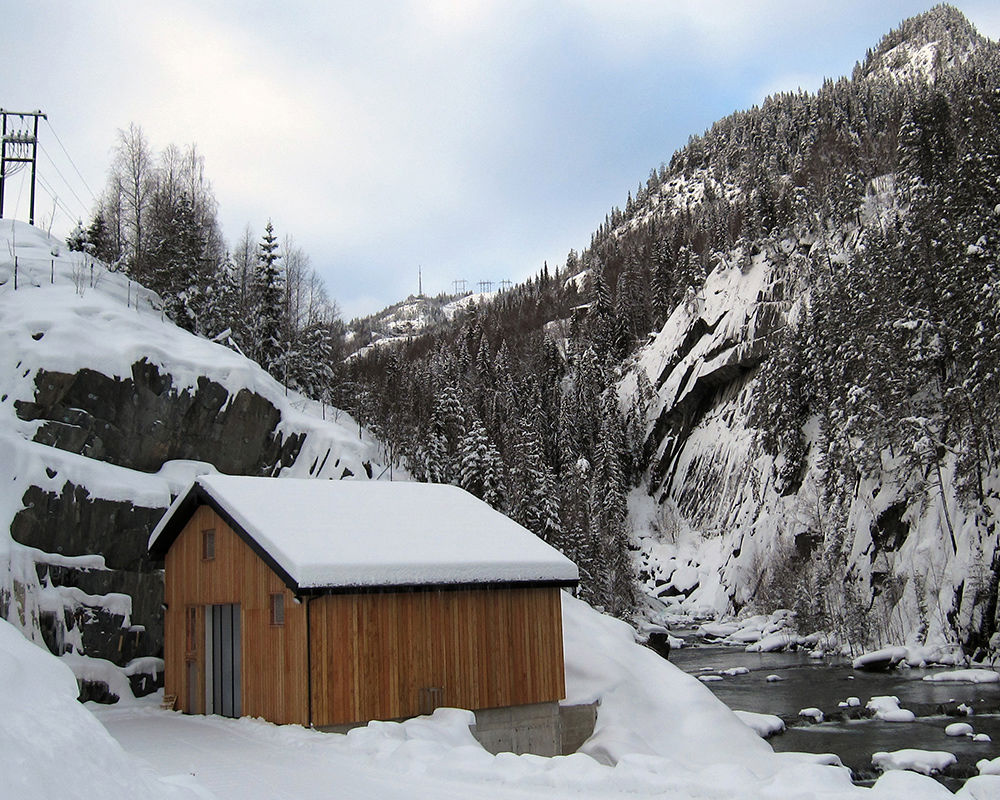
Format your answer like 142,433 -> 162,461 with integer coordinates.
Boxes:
7,593 -> 1000,799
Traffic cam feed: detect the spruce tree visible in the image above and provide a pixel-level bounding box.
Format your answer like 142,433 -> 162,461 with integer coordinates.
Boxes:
253,221 -> 284,374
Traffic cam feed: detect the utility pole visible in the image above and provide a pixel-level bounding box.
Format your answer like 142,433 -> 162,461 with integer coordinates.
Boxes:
418,265 -> 423,297
0,109 -> 46,225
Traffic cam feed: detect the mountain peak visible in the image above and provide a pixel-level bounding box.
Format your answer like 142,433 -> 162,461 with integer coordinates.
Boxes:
854,4 -> 985,83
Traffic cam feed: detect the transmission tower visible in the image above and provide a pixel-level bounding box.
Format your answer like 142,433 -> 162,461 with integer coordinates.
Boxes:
0,109 -> 46,225
499,279 -> 512,292
477,280 -> 493,293
452,279 -> 467,294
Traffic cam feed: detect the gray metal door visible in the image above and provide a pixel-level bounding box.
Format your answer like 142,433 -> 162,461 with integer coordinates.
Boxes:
186,659 -> 199,713
210,603 -> 242,718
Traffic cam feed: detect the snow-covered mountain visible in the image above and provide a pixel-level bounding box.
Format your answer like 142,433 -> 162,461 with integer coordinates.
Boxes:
342,5 -> 1000,658
0,220 -> 387,697
612,6 -> 1000,655
346,290 -> 500,358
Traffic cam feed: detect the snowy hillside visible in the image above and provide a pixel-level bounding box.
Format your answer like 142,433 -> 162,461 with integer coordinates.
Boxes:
0,220 -> 388,698
346,290 -> 501,359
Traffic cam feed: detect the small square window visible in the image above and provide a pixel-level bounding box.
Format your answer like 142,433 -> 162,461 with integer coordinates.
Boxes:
270,593 -> 284,626
202,529 -> 215,561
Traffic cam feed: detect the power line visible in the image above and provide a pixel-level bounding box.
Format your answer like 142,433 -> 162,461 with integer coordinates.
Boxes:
38,143 -> 90,219
35,171 -> 80,224
13,168 -> 26,219
44,118 -> 97,204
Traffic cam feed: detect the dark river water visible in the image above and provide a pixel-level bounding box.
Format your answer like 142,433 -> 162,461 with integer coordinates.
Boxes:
670,644 -> 1000,786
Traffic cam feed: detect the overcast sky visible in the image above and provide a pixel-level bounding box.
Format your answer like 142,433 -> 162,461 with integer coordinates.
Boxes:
4,1 -> 998,319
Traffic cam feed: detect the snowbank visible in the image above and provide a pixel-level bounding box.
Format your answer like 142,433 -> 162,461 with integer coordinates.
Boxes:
0,620 -> 191,800
561,592 -> 782,773
734,710 -> 786,738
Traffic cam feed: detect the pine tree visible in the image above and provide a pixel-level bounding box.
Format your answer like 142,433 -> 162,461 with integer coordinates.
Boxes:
253,221 -> 285,374
66,220 -> 89,253
588,393 -> 634,617
459,418 -> 505,508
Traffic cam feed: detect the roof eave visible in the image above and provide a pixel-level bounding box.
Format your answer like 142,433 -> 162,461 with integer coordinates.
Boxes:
293,577 -> 579,597
148,481 -> 302,594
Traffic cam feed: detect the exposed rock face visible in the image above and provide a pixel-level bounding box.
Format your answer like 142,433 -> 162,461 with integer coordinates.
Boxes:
629,245 -> 999,653
15,360 -> 304,475
7,362 -> 313,681
0,221 -> 384,703
14,482 -> 165,666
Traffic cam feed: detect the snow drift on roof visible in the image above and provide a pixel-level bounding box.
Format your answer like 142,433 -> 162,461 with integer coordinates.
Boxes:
150,475 -> 579,589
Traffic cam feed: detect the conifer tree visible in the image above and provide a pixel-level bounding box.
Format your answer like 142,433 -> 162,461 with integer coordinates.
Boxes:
253,220 -> 284,373
459,418 -> 505,508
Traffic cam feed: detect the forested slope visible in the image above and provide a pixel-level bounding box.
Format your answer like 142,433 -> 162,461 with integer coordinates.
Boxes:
344,5 -> 1000,654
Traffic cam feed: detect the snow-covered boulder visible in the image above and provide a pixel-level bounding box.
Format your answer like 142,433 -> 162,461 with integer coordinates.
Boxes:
872,748 -> 957,776
852,647 -> 907,671
979,756 -> 1000,775
866,696 -> 916,723
946,722 -> 974,737
923,669 -> 1000,684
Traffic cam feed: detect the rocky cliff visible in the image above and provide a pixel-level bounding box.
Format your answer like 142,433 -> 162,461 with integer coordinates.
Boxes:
0,221 -> 386,699
624,222 -> 999,656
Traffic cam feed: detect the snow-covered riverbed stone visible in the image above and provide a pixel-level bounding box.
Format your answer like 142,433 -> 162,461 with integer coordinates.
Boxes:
872,749 -> 957,776
945,722 -> 974,737
866,696 -> 915,722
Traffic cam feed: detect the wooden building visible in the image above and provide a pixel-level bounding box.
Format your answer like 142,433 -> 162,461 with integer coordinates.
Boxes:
148,476 -> 578,730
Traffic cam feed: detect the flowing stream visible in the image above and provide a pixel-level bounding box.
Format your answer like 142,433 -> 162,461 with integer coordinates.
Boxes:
669,643 -> 1000,787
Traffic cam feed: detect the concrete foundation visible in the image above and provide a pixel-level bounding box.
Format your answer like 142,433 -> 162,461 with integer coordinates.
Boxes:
471,702 -> 562,756
469,700 -> 598,756
558,702 -> 599,755
320,700 -> 599,758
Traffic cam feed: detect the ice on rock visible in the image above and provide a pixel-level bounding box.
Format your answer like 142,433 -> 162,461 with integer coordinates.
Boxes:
798,707 -> 824,722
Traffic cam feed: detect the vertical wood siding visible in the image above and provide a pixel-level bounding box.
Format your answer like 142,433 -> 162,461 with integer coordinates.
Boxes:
308,586 -> 565,727
163,505 -> 309,724
163,503 -> 567,728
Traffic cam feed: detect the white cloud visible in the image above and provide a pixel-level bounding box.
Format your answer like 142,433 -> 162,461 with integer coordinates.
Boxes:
9,0 -> 999,317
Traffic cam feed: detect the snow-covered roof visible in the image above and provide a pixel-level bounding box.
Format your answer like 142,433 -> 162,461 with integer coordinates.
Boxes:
148,476 -> 578,591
